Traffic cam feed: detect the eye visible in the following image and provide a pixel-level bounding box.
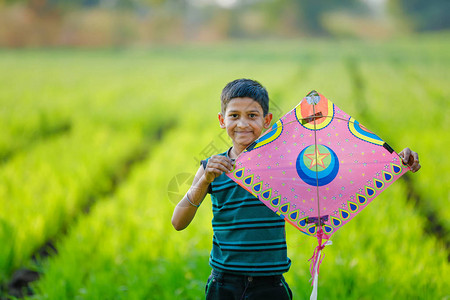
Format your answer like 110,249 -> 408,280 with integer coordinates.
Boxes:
249,113 -> 257,118
229,114 -> 239,118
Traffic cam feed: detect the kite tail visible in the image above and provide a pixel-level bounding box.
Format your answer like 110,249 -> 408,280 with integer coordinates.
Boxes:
309,228 -> 332,300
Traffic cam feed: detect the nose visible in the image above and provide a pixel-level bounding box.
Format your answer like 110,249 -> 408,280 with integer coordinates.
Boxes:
237,118 -> 249,128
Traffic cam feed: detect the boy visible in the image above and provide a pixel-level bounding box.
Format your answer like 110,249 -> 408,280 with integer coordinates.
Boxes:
171,79 -> 420,300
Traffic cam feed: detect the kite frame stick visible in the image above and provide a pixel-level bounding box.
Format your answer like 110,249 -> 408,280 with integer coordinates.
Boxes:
312,102 -> 323,234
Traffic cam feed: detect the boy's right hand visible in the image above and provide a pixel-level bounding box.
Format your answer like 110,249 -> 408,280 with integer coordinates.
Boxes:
203,155 -> 234,183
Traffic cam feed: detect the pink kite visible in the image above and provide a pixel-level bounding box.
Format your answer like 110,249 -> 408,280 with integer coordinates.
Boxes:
226,91 -> 410,299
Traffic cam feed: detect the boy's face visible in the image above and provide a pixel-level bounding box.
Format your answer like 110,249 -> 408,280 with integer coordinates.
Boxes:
218,97 -> 272,151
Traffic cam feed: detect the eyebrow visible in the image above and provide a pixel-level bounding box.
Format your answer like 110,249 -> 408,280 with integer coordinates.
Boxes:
228,110 -> 260,113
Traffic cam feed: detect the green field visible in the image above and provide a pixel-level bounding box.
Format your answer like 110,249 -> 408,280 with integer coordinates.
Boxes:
0,33 -> 449,299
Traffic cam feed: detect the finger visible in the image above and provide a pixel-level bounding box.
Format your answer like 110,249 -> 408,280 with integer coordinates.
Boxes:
210,156 -> 233,172
409,159 -> 417,170
411,151 -> 419,165
208,157 -> 234,173
204,167 -> 224,181
410,161 -> 421,172
409,151 -> 420,172
400,148 -> 411,164
411,162 -> 421,173
206,162 -> 230,174
225,158 -> 234,171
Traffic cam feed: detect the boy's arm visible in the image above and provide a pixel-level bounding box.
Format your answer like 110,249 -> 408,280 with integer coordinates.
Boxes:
171,155 -> 233,231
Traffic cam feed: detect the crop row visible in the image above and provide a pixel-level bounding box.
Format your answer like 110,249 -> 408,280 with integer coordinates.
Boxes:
359,58 -> 449,239
0,34 -> 448,298
29,101 -> 448,299
0,47 -> 294,291
0,50 -> 207,286
0,124 -> 145,281
19,36 -> 450,299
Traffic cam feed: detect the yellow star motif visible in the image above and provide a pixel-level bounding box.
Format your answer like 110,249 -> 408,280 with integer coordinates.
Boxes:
305,146 -> 330,169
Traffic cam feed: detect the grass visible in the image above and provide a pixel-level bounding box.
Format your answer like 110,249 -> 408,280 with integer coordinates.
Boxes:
0,33 -> 448,299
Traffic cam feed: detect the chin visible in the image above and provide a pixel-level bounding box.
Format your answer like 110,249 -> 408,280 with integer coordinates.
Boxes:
240,140 -> 255,148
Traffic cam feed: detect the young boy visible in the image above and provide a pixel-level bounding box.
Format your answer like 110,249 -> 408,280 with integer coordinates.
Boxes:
171,79 -> 421,300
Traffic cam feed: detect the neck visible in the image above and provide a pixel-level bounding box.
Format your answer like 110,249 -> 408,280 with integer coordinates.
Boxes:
229,145 -> 246,159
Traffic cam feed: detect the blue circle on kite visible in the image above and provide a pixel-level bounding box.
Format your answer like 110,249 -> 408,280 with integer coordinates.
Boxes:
296,144 -> 339,186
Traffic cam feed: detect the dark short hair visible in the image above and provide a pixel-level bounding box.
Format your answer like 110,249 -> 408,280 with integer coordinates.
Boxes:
221,79 -> 269,115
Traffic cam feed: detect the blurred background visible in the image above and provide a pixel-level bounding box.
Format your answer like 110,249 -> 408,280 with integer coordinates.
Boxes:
0,0 -> 449,47
0,0 -> 449,299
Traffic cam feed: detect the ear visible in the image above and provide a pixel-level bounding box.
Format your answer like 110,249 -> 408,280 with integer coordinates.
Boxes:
218,112 -> 226,129
263,113 -> 273,129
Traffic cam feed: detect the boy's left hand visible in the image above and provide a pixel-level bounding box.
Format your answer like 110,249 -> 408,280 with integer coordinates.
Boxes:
399,147 -> 421,173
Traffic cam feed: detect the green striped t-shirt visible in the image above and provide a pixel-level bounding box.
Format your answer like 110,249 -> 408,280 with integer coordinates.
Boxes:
203,150 -> 291,276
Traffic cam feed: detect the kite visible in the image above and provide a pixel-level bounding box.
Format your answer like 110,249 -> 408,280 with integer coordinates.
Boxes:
226,91 -> 410,299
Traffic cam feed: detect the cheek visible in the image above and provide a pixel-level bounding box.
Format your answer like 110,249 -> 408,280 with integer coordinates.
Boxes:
225,122 -> 236,133
252,120 -> 265,130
